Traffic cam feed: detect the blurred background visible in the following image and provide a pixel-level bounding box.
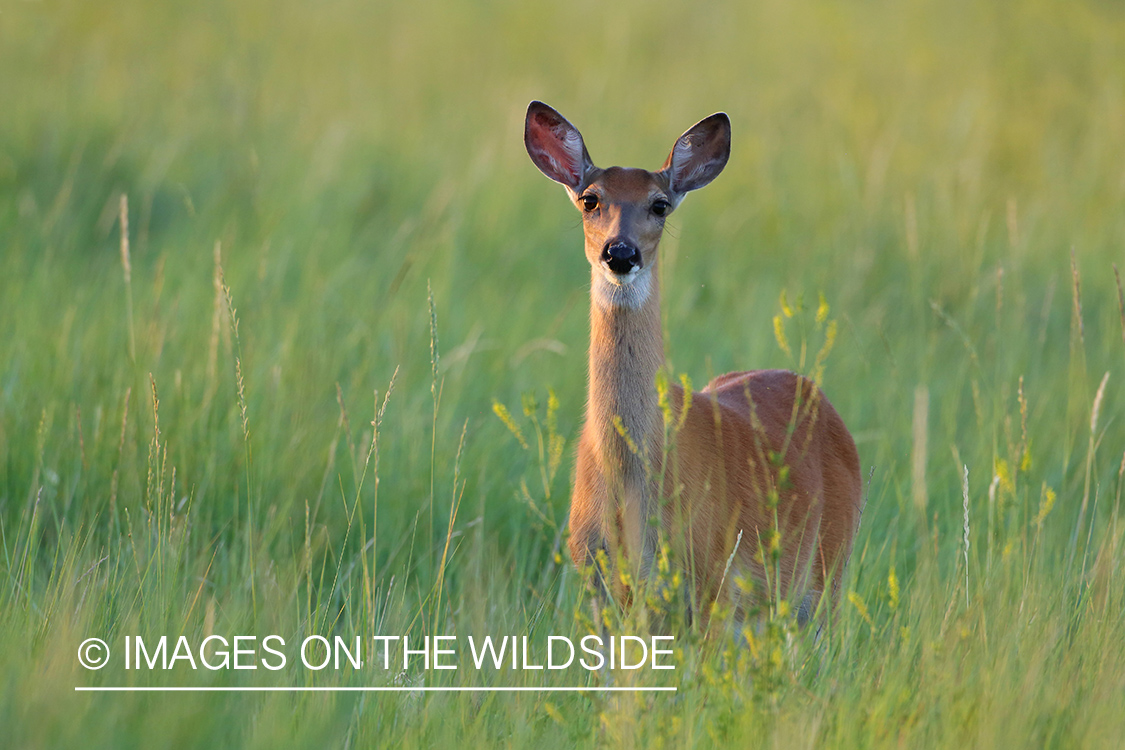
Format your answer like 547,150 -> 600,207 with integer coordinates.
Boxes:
3,0 -> 1121,542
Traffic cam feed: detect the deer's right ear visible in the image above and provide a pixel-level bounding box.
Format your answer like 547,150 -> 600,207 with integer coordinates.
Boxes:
525,101 -> 593,192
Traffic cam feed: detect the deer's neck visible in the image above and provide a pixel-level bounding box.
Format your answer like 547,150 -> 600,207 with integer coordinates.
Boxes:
585,267 -> 665,566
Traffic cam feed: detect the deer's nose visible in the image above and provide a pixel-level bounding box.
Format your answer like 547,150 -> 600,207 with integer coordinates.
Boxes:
601,241 -> 641,275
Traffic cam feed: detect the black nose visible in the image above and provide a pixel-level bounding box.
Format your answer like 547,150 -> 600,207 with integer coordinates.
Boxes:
601,242 -> 641,275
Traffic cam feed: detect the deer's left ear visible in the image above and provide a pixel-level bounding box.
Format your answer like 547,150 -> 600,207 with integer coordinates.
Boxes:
662,113 -> 730,195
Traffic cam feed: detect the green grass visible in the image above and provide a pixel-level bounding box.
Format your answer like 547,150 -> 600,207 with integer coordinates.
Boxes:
2,0 -> 1124,746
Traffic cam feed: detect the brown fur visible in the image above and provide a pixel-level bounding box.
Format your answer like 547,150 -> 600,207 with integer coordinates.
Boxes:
524,101 -> 862,623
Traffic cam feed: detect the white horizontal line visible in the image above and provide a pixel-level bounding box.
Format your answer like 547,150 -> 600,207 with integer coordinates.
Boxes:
75,686 -> 676,693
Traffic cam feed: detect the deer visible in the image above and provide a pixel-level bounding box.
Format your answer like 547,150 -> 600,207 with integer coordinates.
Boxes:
524,101 -> 863,630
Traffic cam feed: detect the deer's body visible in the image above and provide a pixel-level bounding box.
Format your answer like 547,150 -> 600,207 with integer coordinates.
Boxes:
525,103 -> 862,622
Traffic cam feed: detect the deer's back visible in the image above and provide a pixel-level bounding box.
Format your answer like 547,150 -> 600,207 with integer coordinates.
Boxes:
665,369 -> 862,600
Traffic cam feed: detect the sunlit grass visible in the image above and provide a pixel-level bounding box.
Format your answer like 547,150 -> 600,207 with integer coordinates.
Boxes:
2,0 -> 1124,746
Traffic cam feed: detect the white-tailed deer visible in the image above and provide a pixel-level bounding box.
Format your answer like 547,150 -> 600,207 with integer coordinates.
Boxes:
524,101 -> 862,627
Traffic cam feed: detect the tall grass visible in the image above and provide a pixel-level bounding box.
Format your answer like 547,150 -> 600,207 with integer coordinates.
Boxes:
1,0 -> 1124,746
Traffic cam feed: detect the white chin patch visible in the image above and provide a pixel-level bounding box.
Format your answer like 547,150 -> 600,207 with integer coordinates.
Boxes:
594,267 -> 652,310
603,265 -> 639,286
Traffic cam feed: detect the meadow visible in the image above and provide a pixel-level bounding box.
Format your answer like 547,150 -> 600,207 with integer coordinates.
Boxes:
2,0 -> 1124,746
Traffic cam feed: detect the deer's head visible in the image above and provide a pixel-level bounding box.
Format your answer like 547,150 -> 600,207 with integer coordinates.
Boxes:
525,101 -> 730,307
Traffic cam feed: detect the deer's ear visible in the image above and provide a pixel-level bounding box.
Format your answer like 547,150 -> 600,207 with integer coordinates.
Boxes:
525,101 -> 594,191
662,113 -> 730,195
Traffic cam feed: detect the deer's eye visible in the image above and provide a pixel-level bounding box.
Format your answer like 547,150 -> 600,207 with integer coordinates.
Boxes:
581,194 -> 599,212
651,199 -> 671,217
